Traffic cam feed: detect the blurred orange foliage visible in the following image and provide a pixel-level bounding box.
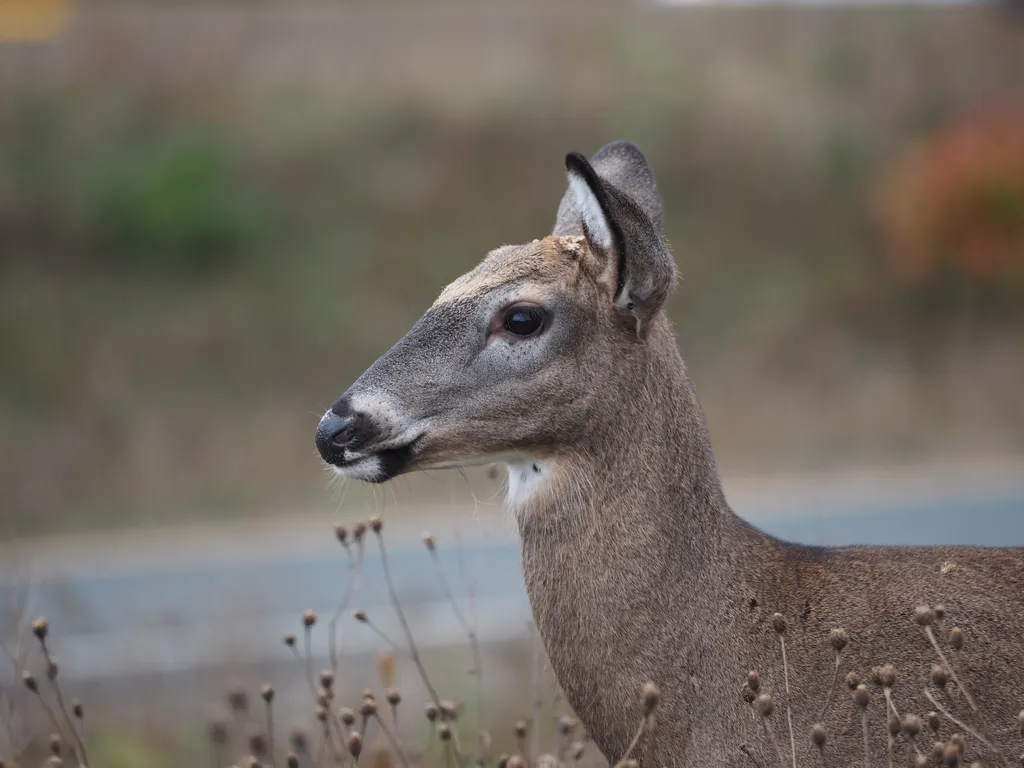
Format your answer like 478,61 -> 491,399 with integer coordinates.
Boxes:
875,105 -> 1024,291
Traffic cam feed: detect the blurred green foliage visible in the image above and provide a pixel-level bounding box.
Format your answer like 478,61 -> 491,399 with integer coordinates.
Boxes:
83,132 -> 266,274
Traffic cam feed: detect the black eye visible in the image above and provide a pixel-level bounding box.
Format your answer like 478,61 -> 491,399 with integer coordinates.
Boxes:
502,306 -> 545,337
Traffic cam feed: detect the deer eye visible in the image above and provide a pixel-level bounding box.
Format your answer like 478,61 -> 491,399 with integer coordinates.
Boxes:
502,306 -> 546,337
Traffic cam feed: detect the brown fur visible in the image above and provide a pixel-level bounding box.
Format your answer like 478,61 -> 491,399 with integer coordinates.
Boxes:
320,141 -> 1024,767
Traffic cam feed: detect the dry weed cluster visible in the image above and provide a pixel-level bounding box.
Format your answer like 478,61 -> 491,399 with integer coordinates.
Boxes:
741,607 -> 1024,768
3,518 -> 1022,768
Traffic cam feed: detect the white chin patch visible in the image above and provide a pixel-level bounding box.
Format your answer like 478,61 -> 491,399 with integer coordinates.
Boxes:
331,456 -> 383,482
505,459 -> 550,510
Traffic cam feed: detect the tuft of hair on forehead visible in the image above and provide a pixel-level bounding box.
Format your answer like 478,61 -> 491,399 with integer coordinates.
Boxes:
432,236 -> 588,306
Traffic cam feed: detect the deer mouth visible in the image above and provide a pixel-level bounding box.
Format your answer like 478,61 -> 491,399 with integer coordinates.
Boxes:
327,436 -> 421,483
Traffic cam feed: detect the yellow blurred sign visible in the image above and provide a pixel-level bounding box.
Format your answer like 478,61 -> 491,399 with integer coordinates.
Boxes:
0,0 -> 69,42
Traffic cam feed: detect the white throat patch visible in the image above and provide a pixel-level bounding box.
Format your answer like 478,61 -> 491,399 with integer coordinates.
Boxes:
505,458 -> 551,510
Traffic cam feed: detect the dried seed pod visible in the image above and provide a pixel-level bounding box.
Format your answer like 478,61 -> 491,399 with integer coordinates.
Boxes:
261,684 -> 274,703
21,671 -> 37,692
950,734 -> 965,756
369,516 -> 382,533
747,670 -> 761,693
915,606 -> 935,627
207,718 -> 229,746
829,628 -> 849,652
334,525 -> 348,545
319,670 -> 335,690
386,688 -> 401,706
570,742 -> 586,761
423,533 -> 436,551
339,707 -> 356,726
854,684 -> 871,709
558,715 -> 576,736
811,723 -> 827,748
931,665 -> 949,688
227,687 -> 250,713
928,711 -> 941,733
497,754 -> 510,768
286,754 -> 300,768
950,627 -> 964,651
302,610 -> 317,628
284,633 -> 296,648
914,756 -> 928,768
46,658 -> 59,681
742,685 -> 756,705
641,682 -> 660,716
845,671 -> 861,690
934,605 -> 946,622
353,522 -> 367,541
72,699 -> 84,719
507,757 -> 527,768
933,742 -> 947,763
440,700 -> 459,720
756,693 -> 774,718
424,702 -> 439,722
360,697 -> 377,717
315,705 -> 327,723
347,731 -> 363,759
32,617 -> 49,641
878,664 -> 897,688
49,733 -> 61,756
437,722 -> 453,743
515,719 -> 528,738
889,712 -> 902,737
771,613 -> 787,634
902,714 -> 922,737
944,744 -> 960,767
290,728 -> 310,754
249,730 -> 268,757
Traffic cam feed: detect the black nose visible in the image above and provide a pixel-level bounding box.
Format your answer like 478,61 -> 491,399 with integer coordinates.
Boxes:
316,407 -> 360,463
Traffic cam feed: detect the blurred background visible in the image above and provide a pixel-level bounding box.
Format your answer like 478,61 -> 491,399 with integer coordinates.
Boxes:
1,0 -> 1023,765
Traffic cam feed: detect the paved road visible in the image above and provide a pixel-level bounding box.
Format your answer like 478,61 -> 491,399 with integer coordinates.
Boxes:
2,460 -> 1022,682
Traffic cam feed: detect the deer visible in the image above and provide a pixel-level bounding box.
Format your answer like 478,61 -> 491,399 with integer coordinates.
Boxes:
314,141 -> 1024,768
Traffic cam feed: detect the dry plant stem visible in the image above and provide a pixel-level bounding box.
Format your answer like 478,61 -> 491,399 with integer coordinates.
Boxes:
741,743 -> 767,768
923,689 -> 998,753
428,545 -> 485,757
298,631 -> 345,757
924,627 -> 978,713
29,688 -> 80,766
761,717 -> 787,768
372,714 -> 410,768
861,710 -> 870,768
778,635 -> 798,768
883,689 -> 899,720
40,641 -> 89,766
620,715 -> 648,763
531,623 -> 543,762
374,532 -> 465,766
265,700 -> 276,768
362,618 -> 404,653
818,653 -> 842,722
329,542 -> 364,676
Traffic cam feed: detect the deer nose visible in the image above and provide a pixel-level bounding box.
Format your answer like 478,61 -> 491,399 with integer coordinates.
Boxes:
315,407 -> 360,463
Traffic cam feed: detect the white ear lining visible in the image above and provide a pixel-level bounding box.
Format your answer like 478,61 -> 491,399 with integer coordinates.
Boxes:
568,171 -> 613,251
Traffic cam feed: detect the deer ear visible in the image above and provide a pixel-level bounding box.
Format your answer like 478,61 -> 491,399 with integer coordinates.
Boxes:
558,145 -> 677,335
565,152 -> 616,252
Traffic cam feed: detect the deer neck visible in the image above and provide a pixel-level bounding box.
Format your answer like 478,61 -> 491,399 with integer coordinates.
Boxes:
514,316 -> 758,749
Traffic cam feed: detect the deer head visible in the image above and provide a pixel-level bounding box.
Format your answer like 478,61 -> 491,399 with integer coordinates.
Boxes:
314,141 -> 682,501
